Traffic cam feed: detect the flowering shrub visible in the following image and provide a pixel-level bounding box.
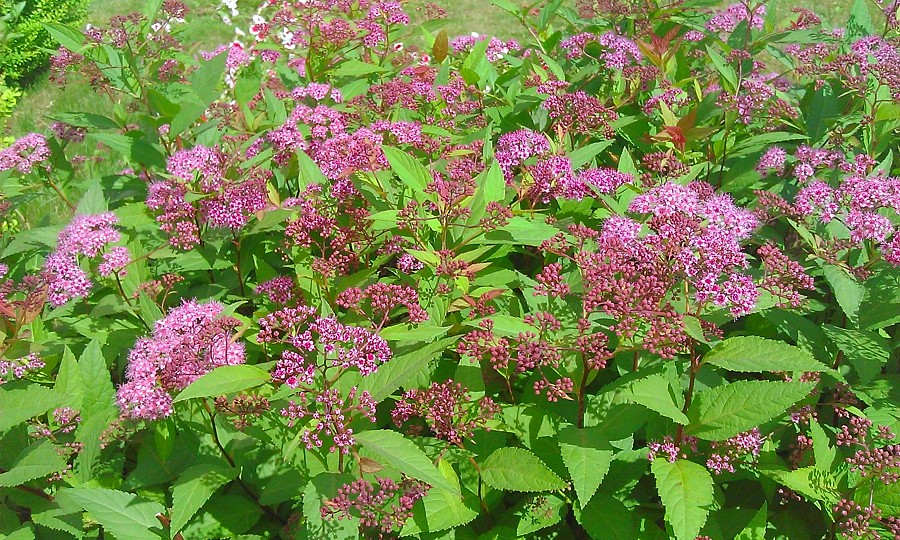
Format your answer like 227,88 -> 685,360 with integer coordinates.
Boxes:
1,0 -> 900,538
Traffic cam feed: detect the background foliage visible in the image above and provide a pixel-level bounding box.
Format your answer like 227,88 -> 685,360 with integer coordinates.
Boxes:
1,0 -> 900,538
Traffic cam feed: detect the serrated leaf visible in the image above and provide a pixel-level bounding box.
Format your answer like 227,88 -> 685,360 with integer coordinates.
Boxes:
514,493 -> 565,535
403,459 -> 477,535
702,336 -> 829,373
481,447 -> 567,492
358,336 -> 457,402
0,385 -> 62,432
170,464 -> 239,534
686,381 -> 815,440
823,265 -> 863,325
761,467 -> 840,503
621,374 -> 688,424
859,267 -> 900,329
735,503 -> 767,540
578,494 -> 635,540
79,340 -> 115,420
383,146 -> 432,201
60,488 -> 165,540
55,347 -> 84,410
173,365 -> 270,403
0,439 -> 67,487
558,426 -> 613,507
652,459 -> 714,540
354,430 -> 457,494
821,325 -> 889,384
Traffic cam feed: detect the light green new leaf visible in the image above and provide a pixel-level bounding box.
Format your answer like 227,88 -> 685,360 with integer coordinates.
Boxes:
61,488 -> 165,540
622,374 -> 689,424
0,385 -> 62,432
170,464 -> 239,534
702,336 -> 829,373
558,426 -> 613,507
652,459 -> 714,540
0,439 -> 67,487
686,381 -> 815,440
481,447 -> 567,492
354,430 -> 457,494
173,365 -> 270,402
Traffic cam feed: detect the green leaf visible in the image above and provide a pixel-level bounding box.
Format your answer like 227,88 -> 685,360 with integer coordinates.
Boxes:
79,340 -> 115,421
0,385 -> 62,432
173,365 -> 270,403
823,265 -> 864,324
808,419 -> 836,470
43,23 -> 85,52
821,325 -> 890,384
621,374 -> 689,424
481,447 -> 567,492
760,467 -> 840,503
55,347 -> 83,410
476,216 -> 560,246
514,493 -> 566,535
60,488 -> 165,540
331,60 -> 389,77
578,494 -> 635,540
686,381 -> 815,440
859,267 -> 900,329
359,336 -> 457,402
383,146 -> 432,201
706,46 -> 738,92
354,430 -> 457,494
652,459 -> 714,540
558,426 -> 613,507
702,336 -> 830,373
0,439 -> 66,487
378,324 -> 450,343
735,503 -> 768,540
858,477 -> 900,517
847,0 -> 876,38
170,464 -> 239,534
403,459 -> 478,534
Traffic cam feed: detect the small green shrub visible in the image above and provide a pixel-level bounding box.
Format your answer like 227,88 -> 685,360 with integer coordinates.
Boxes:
0,0 -> 88,83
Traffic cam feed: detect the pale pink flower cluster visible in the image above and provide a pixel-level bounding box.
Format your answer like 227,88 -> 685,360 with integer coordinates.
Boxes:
44,213 -> 129,306
0,133 -> 51,174
116,300 -> 246,420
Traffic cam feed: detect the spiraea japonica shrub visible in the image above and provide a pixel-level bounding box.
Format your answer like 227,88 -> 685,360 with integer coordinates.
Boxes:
1,0 -> 900,538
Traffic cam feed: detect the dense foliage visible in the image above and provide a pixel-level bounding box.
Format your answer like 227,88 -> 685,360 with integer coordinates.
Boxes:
0,0 -> 89,83
1,0 -> 900,538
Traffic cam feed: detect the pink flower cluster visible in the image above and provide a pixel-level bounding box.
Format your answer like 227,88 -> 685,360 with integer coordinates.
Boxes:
450,34 -> 520,62
391,380 -> 500,444
0,353 -> 45,385
44,213 -> 129,306
706,3 -> 766,33
706,428 -> 763,474
148,144 -> 268,248
0,133 -> 51,174
560,31 -> 642,70
336,283 -> 428,327
116,300 -> 246,419
281,387 -> 376,453
323,476 -> 428,534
